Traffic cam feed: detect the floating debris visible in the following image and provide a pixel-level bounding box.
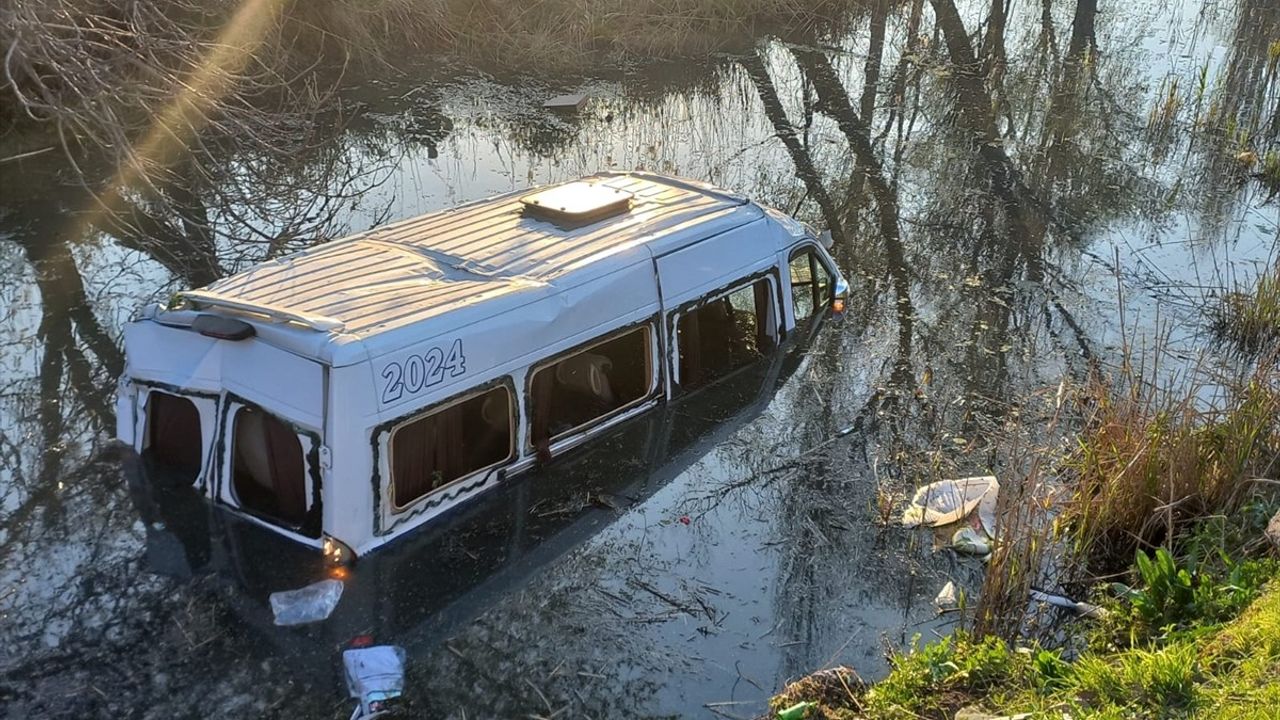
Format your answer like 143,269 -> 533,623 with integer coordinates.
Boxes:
269,578 -> 344,626
1029,588 -> 1108,619
344,644 -> 406,719
934,580 -> 959,610
777,701 -> 817,720
950,526 -> 992,557
543,93 -> 588,110
901,475 -> 999,528
591,492 -> 623,511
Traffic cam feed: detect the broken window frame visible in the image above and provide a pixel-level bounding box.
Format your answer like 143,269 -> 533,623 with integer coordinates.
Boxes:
386,382 -> 517,513
141,388 -> 207,484
670,275 -> 779,390
526,322 -> 658,449
219,398 -> 322,539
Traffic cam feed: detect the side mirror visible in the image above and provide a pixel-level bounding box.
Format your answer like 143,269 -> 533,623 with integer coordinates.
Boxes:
818,230 -> 834,250
832,277 -> 850,314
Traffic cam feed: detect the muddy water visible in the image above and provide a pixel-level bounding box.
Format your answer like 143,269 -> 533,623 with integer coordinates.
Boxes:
1,0 -> 1277,717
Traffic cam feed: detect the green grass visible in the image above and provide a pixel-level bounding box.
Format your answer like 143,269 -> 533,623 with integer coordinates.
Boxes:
769,513 -> 1280,720
770,581 -> 1280,720
1213,266 -> 1280,357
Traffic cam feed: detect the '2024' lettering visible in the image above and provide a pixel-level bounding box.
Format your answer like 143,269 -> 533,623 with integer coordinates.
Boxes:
380,339 -> 466,404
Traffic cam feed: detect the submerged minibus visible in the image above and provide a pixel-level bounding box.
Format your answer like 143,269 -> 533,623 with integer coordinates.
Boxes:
126,321 -> 818,661
117,172 -> 848,563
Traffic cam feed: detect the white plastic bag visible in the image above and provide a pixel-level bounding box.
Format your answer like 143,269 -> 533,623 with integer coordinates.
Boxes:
934,581 -> 959,610
901,475 -> 998,528
344,645 -> 406,718
269,578 -> 344,626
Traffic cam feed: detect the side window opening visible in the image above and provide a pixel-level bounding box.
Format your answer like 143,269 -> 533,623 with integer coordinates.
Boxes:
676,278 -> 775,390
144,391 -> 203,483
231,406 -> 308,529
530,326 -> 653,448
391,385 -> 514,510
789,247 -> 832,323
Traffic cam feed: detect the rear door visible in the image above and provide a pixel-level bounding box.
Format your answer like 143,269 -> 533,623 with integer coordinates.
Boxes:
214,338 -> 326,539
122,319 -> 327,541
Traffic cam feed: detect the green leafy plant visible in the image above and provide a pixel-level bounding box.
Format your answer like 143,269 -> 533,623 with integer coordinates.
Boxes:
1111,546 -> 1278,642
1027,647 -> 1070,691
1112,548 -> 1198,631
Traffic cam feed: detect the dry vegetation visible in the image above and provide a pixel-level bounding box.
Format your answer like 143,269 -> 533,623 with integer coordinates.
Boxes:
0,0 -> 860,136
1064,360 -> 1280,571
0,0 -> 862,251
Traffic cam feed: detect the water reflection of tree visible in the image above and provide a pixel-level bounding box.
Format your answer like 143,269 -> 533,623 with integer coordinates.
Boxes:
737,0 -> 1223,679
0,66 -> 412,705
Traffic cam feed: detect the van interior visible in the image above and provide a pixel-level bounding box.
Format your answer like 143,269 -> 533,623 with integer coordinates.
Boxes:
144,391 -> 203,483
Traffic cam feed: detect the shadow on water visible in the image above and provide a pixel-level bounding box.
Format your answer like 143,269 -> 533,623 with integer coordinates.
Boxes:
1,0 -> 1278,717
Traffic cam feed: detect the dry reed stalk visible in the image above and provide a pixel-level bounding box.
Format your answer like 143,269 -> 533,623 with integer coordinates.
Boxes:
1065,353 -> 1280,574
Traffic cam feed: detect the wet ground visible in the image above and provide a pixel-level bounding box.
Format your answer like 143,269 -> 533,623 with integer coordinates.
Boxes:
1,0 -> 1278,717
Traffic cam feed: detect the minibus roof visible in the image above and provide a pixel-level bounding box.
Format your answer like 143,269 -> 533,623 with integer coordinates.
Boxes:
163,173 -> 782,366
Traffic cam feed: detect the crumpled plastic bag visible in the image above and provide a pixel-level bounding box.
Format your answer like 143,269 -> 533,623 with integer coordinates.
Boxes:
902,475 -> 999,529
269,578 -> 344,626
344,645 -> 406,718
934,580 -> 959,610
951,526 -> 992,557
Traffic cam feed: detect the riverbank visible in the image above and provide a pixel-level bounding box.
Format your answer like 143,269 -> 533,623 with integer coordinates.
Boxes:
766,348 -> 1280,719
773,567 -> 1280,719
768,507 -> 1280,719
0,0 -> 863,133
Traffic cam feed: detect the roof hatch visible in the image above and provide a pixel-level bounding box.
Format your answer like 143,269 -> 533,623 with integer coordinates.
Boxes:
520,182 -> 632,227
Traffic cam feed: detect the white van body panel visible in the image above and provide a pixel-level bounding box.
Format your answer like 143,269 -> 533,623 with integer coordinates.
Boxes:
118,172 -> 846,558
655,218 -> 778,306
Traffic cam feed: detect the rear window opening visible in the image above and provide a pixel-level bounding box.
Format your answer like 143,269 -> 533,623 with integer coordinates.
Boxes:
231,406 -> 308,529
677,279 -> 775,390
144,391 -> 203,483
391,386 -> 515,510
529,326 -> 653,446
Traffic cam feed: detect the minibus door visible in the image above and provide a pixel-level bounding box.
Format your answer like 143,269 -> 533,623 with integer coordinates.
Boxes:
133,384 -> 220,490
213,341 -> 327,541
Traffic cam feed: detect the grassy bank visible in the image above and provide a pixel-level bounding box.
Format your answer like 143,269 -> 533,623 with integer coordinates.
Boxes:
769,511 -> 1280,719
767,318 -> 1279,719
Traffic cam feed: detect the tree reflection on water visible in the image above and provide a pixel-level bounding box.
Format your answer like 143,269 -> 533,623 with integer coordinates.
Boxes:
0,0 -> 1276,717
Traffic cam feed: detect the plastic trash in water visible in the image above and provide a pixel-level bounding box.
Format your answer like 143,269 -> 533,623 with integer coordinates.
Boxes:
901,475 -> 998,528
1029,588 -> 1108,619
950,526 -> 993,557
975,478 -> 999,537
776,701 -> 816,720
934,580 -> 959,610
344,645 -> 406,719
269,578 -> 344,626
543,93 -> 588,110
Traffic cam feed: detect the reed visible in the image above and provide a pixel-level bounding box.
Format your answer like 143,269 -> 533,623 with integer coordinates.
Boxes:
1063,360 -> 1280,573
1212,265 -> 1280,357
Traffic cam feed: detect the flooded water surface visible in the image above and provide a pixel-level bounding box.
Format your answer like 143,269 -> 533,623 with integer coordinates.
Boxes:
1,0 -> 1277,717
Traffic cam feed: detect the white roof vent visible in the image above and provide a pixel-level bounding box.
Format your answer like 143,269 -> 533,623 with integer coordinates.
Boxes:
520,182 -> 632,227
